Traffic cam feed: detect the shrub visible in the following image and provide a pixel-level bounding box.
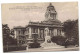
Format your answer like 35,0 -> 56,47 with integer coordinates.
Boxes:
51,35 -> 78,47
29,42 -> 40,48
51,36 -> 66,46
29,34 -> 40,48
64,38 -> 76,46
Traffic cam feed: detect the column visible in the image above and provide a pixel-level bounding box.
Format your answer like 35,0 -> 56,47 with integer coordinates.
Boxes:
54,29 -> 57,36
52,29 -> 54,36
16,29 -> 19,45
57,29 -> 58,35
53,14 -> 55,19
55,14 -> 56,19
21,29 -> 22,35
25,28 -> 28,35
25,30 -> 26,35
56,29 -> 58,36
60,30 -> 61,35
29,27 -> 32,38
41,30 -> 43,38
38,28 -> 40,38
20,29 -> 21,35
14,30 -> 17,38
61,30 -> 62,36
61,30 -> 64,36
57,29 -> 60,36
16,30 -> 18,37
49,30 -> 51,36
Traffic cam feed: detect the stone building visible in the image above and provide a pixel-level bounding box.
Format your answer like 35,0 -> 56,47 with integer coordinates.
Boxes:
13,3 -> 64,45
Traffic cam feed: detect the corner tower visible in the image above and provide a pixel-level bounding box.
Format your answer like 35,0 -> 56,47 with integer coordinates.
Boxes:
45,3 -> 57,20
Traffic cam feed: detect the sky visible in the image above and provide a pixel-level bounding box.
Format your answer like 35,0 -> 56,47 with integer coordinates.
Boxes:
2,2 -> 78,29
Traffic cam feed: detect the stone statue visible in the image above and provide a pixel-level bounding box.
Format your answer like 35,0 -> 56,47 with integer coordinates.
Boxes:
44,27 -> 51,43
45,27 -> 49,36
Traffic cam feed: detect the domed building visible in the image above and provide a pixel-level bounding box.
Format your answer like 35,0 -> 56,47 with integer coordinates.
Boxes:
13,3 -> 64,45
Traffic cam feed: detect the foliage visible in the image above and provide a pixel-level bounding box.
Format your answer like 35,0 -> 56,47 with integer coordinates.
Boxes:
10,29 -> 15,36
2,24 -> 17,46
63,20 -> 75,38
29,42 -> 40,48
63,19 -> 79,45
64,38 -> 76,47
51,36 -> 66,46
3,36 -> 17,45
29,34 -> 40,48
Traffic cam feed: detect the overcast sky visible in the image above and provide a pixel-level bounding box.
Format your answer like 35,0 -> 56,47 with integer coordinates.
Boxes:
2,2 -> 78,29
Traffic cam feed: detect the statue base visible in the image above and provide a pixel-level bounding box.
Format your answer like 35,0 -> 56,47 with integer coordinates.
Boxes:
41,42 -> 64,49
40,36 -> 64,49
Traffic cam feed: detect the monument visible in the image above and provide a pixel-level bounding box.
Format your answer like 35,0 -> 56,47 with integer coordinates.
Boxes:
41,27 -> 64,49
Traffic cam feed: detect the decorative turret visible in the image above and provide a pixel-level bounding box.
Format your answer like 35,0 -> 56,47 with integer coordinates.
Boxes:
45,3 -> 57,20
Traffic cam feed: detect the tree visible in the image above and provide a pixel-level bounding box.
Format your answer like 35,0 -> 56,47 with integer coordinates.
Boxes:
63,20 -> 75,38
2,24 -> 10,45
2,24 -> 17,46
51,35 -> 66,46
63,19 -> 79,45
29,34 -> 40,48
10,29 -> 14,36
71,20 -> 79,45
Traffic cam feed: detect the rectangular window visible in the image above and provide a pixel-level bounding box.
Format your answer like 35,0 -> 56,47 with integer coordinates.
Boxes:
23,30 -> 25,35
57,29 -> 62,36
40,29 -> 44,38
18,30 -> 20,34
35,28 -> 38,33
26,28 -> 29,34
33,28 -> 35,33
54,29 -> 57,36
32,28 -> 38,33
59,30 -> 61,35
49,30 -> 52,36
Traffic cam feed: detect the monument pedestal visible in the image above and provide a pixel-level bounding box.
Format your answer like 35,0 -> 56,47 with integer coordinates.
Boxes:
41,28 -> 64,49
41,36 -> 64,49
41,42 -> 64,49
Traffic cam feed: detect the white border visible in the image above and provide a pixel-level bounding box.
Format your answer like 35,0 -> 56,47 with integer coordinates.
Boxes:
0,0 -> 80,54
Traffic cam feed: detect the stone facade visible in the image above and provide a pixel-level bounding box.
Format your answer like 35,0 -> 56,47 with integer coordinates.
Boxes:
13,3 -> 64,45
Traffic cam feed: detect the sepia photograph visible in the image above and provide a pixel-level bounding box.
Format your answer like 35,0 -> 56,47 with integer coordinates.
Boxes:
2,2 -> 79,52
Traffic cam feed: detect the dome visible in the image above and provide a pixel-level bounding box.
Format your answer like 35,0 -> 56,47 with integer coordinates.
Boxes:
47,3 -> 54,8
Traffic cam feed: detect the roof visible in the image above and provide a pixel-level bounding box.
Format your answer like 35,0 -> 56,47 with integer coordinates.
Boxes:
42,19 -> 62,25
47,3 -> 54,8
13,26 -> 25,29
26,19 -> 63,28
